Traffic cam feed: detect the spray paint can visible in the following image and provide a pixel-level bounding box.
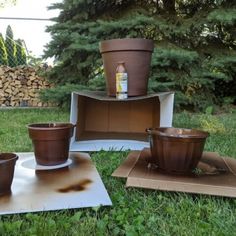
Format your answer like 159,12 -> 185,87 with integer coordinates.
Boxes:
116,61 -> 128,99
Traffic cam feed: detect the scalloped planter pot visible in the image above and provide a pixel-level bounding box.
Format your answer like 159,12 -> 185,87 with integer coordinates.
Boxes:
146,127 -> 209,175
0,153 -> 18,195
99,38 -> 154,97
28,123 -> 74,166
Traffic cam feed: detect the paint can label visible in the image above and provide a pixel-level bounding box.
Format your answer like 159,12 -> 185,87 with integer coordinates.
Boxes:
116,72 -> 128,99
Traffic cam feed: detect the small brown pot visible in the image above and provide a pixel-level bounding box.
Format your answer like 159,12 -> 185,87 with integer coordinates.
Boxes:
28,123 -> 74,166
146,127 -> 209,175
99,38 -> 154,97
0,153 -> 18,195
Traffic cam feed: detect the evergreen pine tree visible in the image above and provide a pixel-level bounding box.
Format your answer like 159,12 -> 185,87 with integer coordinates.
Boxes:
15,39 -> 27,65
0,33 -> 8,65
44,0 -> 236,109
5,25 -> 17,67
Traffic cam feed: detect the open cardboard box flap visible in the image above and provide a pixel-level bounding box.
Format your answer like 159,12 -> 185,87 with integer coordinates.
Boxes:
112,148 -> 236,198
70,91 -> 174,151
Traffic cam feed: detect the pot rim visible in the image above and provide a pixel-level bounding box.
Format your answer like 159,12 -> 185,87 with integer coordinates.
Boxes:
146,127 -> 209,139
99,38 -> 154,53
28,123 -> 76,130
100,38 -> 153,43
0,153 -> 18,163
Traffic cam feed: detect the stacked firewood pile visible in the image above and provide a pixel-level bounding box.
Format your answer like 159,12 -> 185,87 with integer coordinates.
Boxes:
0,65 -> 54,107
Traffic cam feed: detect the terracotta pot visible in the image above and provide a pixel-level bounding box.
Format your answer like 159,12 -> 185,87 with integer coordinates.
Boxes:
28,123 -> 74,166
0,153 -> 18,195
146,127 -> 209,175
99,38 -> 154,97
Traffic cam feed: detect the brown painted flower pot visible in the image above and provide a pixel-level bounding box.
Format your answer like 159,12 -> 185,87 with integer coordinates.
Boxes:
146,127 -> 209,175
28,123 -> 74,166
0,153 -> 18,195
99,38 -> 154,97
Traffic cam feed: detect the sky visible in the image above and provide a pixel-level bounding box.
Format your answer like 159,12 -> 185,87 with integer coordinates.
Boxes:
0,0 -> 62,63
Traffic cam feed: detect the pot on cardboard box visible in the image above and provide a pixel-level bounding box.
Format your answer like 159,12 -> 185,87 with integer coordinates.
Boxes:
0,153 -> 18,195
28,123 -> 74,166
146,127 -> 209,175
99,38 -> 154,97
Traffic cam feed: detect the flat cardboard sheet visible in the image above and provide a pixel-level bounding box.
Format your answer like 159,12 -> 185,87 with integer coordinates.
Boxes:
112,149 -> 236,198
0,152 -> 112,215
70,91 -> 174,151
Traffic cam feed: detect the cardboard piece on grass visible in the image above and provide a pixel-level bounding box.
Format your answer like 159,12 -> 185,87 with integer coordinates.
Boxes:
0,152 -> 112,215
112,148 -> 236,198
70,91 -> 174,151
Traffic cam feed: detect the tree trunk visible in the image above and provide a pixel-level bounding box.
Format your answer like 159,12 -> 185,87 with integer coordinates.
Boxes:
163,0 -> 176,14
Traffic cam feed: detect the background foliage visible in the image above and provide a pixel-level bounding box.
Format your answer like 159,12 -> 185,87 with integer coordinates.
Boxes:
42,0 -> 236,110
5,25 -> 17,67
0,25 -> 27,67
0,33 -> 8,65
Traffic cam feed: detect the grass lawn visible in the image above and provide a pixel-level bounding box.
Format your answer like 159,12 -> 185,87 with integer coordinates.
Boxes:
0,107 -> 236,236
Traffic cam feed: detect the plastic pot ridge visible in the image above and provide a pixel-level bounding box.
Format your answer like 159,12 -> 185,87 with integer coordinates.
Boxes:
146,127 -> 209,175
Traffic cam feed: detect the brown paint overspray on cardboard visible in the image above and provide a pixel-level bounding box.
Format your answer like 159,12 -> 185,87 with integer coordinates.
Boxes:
112,148 -> 236,198
70,91 -> 174,151
34,154 -> 92,192
75,91 -> 161,141
0,153 -> 92,204
0,152 -> 112,215
0,192 -> 12,204
57,179 -> 93,193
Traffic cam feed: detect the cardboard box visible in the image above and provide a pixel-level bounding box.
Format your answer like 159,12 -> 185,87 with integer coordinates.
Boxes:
70,91 -> 174,151
112,148 -> 236,198
0,152 -> 112,215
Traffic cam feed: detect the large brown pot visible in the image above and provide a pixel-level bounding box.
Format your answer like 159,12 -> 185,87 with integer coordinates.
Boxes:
146,127 -> 209,175
28,123 -> 74,166
0,153 -> 18,195
99,38 -> 154,97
